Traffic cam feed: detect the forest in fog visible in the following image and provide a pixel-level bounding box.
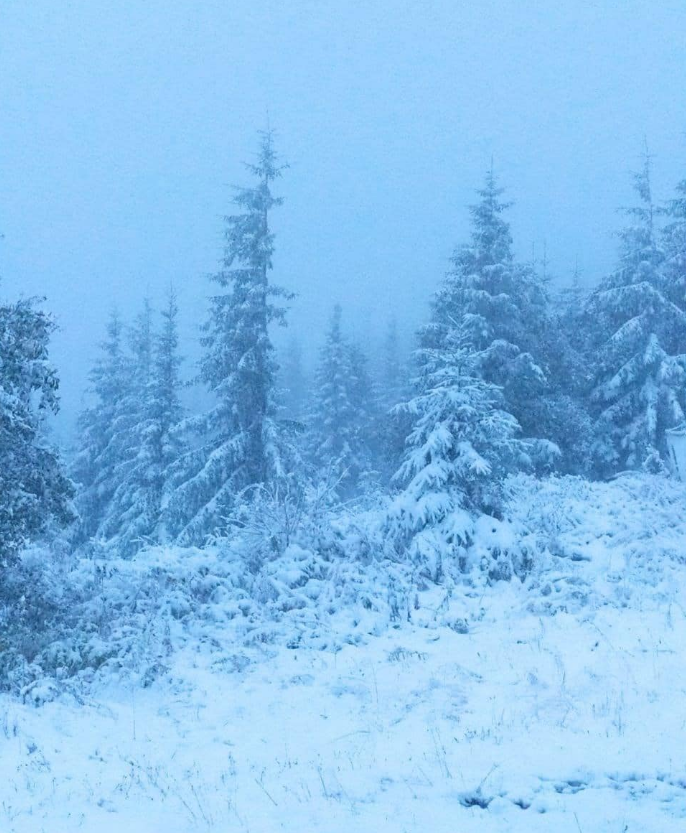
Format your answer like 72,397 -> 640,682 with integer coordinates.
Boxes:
5,131 -> 686,565
3,3 -> 686,831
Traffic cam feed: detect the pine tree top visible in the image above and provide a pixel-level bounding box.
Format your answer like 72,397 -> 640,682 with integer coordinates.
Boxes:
244,129 -> 288,184
467,167 -> 514,266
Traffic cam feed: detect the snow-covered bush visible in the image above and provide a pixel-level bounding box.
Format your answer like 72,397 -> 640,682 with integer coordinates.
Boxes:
507,471 -> 686,613
0,539 -> 80,697
7,468 -> 685,702
219,474 -> 343,570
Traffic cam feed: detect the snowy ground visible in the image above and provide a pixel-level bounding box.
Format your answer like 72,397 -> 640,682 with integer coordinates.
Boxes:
2,474 -> 686,832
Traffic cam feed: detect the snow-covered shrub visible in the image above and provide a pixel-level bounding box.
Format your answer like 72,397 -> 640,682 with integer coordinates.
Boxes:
507,471 -> 686,613
10,467 -> 685,701
219,474 -> 341,569
470,515 -> 536,583
0,539 -> 80,696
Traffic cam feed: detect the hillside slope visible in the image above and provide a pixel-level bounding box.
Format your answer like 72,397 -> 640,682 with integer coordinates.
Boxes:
2,474 -> 685,832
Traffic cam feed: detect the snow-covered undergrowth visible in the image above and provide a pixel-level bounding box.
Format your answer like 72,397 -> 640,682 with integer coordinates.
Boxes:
2,473 -> 686,831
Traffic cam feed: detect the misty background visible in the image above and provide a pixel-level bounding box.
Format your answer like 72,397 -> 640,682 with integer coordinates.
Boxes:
1,0 -> 685,438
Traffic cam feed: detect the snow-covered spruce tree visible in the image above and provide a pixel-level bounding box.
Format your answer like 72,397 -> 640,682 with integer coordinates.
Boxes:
165,131 -> 293,543
373,316 -> 412,485
511,253 -> 596,475
148,290 -> 187,541
280,335 -> 307,421
101,294 -> 186,553
75,302 -> 155,550
72,311 -> 137,544
423,168 -> 553,457
348,338 -> 381,488
97,301 -> 154,548
0,296 -> 74,565
588,152 -> 686,475
540,265 -> 595,475
556,261 -> 595,372
309,304 -> 375,496
662,170 -> 686,311
388,320 -> 528,582
380,316 -> 404,411
558,260 -> 586,321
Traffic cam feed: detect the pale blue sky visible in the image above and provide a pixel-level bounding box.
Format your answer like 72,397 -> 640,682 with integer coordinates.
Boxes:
1,0 -> 686,434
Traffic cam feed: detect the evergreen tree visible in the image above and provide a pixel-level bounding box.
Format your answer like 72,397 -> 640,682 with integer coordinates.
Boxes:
166,131 -> 292,542
0,296 -> 74,564
72,311 -> 136,543
388,320 -> 525,579
558,259 -> 586,321
309,305 -> 374,495
101,296 -> 186,553
380,316 -> 404,411
150,289 -> 186,541
662,169 -> 686,311
588,151 -> 686,474
281,336 -> 307,421
541,262 -> 595,475
556,260 -> 595,384
423,168 -> 550,448
369,316 -> 410,486
347,337 -> 379,485
96,301 -> 154,550
131,298 -> 154,381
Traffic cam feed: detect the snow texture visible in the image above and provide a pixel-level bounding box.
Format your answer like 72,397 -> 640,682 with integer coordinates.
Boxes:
2,472 -> 686,832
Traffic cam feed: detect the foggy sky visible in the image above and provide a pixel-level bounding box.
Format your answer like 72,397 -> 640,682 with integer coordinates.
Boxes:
2,0 -> 686,437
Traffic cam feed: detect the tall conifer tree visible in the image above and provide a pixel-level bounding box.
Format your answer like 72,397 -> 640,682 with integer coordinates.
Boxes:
167,131 -> 292,542
101,294 -> 186,552
310,305 -> 374,495
72,311 -> 135,543
0,296 -> 74,562
589,151 -> 686,473
281,336 -> 307,421
662,168 -> 686,311
423,168 -> 550,446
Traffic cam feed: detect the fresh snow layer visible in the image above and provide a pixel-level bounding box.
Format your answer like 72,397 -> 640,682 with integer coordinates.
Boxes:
2,473 -> 686,832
